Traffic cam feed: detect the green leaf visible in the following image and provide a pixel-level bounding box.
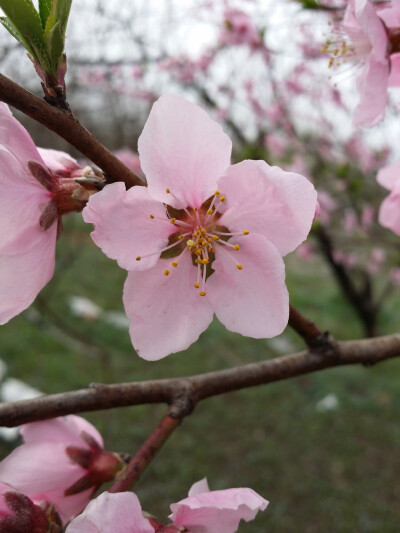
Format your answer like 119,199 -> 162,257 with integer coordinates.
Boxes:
44,0 -> 72,42
26,33 -> 51,71
45,20 -> 64,74
0,0 -> 44,44
39,0 -> 52,29
0,16 -> 35,56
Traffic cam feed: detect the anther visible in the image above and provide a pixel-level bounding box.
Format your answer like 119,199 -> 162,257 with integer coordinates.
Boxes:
200,228 -> 206,234
207,208 -> 213,215
243,230 -> 249,235
199,291 -> 206,296
170,218 -> 176,224
236,264 -> 243,270
149,214 -> 154,219
214,190 -> 220,195
166,188 -> 170,193
233,244 -> 240,251
172,262 -> 178,267
136,256 -> 141,261
187,239 -> 195,247
164,269 -> 170,276
178,235 -> 184,240
220,196 -> 226,202
213,235 -> 219,241
194,282 -> 200,288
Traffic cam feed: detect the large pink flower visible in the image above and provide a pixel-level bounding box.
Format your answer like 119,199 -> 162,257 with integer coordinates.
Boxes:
66,479 -> 268,533
0,416 -> 123,523
83,95 -> 317,360
377,160 -> 400,235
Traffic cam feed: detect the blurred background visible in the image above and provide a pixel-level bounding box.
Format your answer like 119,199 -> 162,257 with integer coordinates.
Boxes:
0,1 -> 400,531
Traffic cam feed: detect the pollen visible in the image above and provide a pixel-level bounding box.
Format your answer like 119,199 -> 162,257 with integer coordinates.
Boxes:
214,190 -> 220,195
164,269 -> 170,276
187,239 -> 195,247
199,291 -> 206,296
149,214 -> 154,219
213,235 -> 219,241
172,262 -> 178,267
194,282 -> 200,288
220,196 -> 226,202
207,208 -> 213,215
236,264 -> 243,270
243,230 -> 249,235
136,256 -> 141,261
233,244 -> 240,251
166,188 -> 170,193
170,218 -> 176,224
200,228 -> 207,234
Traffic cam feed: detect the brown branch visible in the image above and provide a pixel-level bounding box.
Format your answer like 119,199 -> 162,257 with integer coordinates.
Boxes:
0,73 -> 144,189
109,413 -> 182,492
288,304 -> 335,351
0,334 -> 399,427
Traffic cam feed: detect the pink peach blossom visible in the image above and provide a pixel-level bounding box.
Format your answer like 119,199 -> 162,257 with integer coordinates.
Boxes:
0,104 -> 57,325
0,416 -> 123,523
219,8 -> 262,48
377,160 -> 400,235
83,95 -> 317,360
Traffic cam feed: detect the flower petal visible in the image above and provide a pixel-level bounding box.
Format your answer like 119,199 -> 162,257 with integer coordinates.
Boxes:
353,58 -> 389,127
189,478 -> 211,497
65,492 -> 155,533
138,94 -> 232,208
123,254 -> 214,360
0,104 -> 45,167
378,180 -> 400,236
377,160 -> 400,190
207,234 -> 288,338
0,226 -> 56,325
217,161 -> 317,256
37,148 -> 80,173
170,487 -> 268,533
83,183 -> 176,271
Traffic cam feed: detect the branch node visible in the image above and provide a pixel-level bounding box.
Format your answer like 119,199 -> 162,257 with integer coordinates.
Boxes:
169,390 -> 195,418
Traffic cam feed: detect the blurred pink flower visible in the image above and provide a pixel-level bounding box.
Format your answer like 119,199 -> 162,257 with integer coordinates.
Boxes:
377,160 -> 400,235
66,479 -> 268,533
114,148 -> 145,180
0,416 -> 123,523
83,95 -> 317,360
219,8 -> 262,48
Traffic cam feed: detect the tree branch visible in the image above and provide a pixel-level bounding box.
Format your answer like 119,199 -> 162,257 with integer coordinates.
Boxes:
109,412 -> 182,492
288,304 -> 335,351
0,73 -> 144,188
0,334 -> 399,427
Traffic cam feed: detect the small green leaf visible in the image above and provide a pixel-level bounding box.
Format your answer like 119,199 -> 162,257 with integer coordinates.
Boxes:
44,0 -> 72,43
26,33 -> 51,71
0,0 -> 44,44
0,16 -> 35,56
45,20 -> 64,74
39,0 -> 52,29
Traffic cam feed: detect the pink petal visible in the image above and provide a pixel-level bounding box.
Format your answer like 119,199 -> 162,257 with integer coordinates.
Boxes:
20,416 -> 103,450
206,234 -> 289,338
0,226 -> 56,325
353,58 -> 389,127
355,0 -> 388,61
189,478 -> 211,497
138,94 -> 232,208
378,180 -> 400,235
123,254 -> 214,360
83,183 -> 175,271
0,146 -> 51,253
37,148 -> 80,173
376,160 -> 400,190
65,492 -> 155,533
170,487 -> 268,533
378,4 -> 400,29
388,53 -> 400,86
217,160 -> 317,256
0,104 -> 45,167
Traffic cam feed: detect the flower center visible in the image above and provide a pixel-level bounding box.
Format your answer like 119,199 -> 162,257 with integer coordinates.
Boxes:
136,189 -> 249,296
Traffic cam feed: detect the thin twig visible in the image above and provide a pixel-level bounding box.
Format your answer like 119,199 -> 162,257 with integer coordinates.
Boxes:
0,334 -> 399,427
288,304 -> 334,351
109,412 -> 182,492
0,73 -> 144,188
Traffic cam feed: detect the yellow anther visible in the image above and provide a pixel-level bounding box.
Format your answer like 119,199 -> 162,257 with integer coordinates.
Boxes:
187,240 -> 195,246
172,262 -> 178,267
200,228 -> 206,234
136,256 -> 141,261
214,190 -> 220,196
233,244 -> 240,251
178,235 -> 184,240
149,214 -> 154,219
199,291 -> 206,296
170,218 -> 176,224
164,269 -> 170,276
194,282 -> 200,288
207,238 -> 212,243
209,247 -> 215,253
166,188 -> 170,193
213,235 -> 219,241
207,208 -> 213,215
220,196 -> 226,202
243,230 -> 249,235
194,207 -> 198,212
195,258 -> 201,264
236,264 -> 243,270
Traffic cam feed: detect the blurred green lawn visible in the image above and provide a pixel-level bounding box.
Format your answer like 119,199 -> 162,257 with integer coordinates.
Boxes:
1,214 -> 400,532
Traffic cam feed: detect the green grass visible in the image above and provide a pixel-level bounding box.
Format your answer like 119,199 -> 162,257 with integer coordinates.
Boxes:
1,215 -> 400,532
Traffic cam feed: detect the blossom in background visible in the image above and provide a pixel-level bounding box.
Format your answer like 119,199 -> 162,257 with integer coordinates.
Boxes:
324,0 -> 395,127
83,95 -> 317,360
377,160 -> 400,235
66,478 -> 268,533
0,104 -> 90,325
0,416 -> 124,523
219,8 -> 262,49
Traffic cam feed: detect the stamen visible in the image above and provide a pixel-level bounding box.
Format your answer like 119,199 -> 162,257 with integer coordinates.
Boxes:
172,261 -> 178,267
137,236 -> 188,261
220,196 -> 226,202
216,242 -> 244,270
136,256 -> 141,261
149,214 -> 154,219
166,188 -> 170,193
214,230 -> 249,236
194,282 -> 200,288
164,269 -> 170,276
236,264 -> 243,270
199,291 -> 206,296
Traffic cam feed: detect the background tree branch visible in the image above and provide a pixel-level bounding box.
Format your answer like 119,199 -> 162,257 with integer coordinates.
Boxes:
0,333 -> 399,428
